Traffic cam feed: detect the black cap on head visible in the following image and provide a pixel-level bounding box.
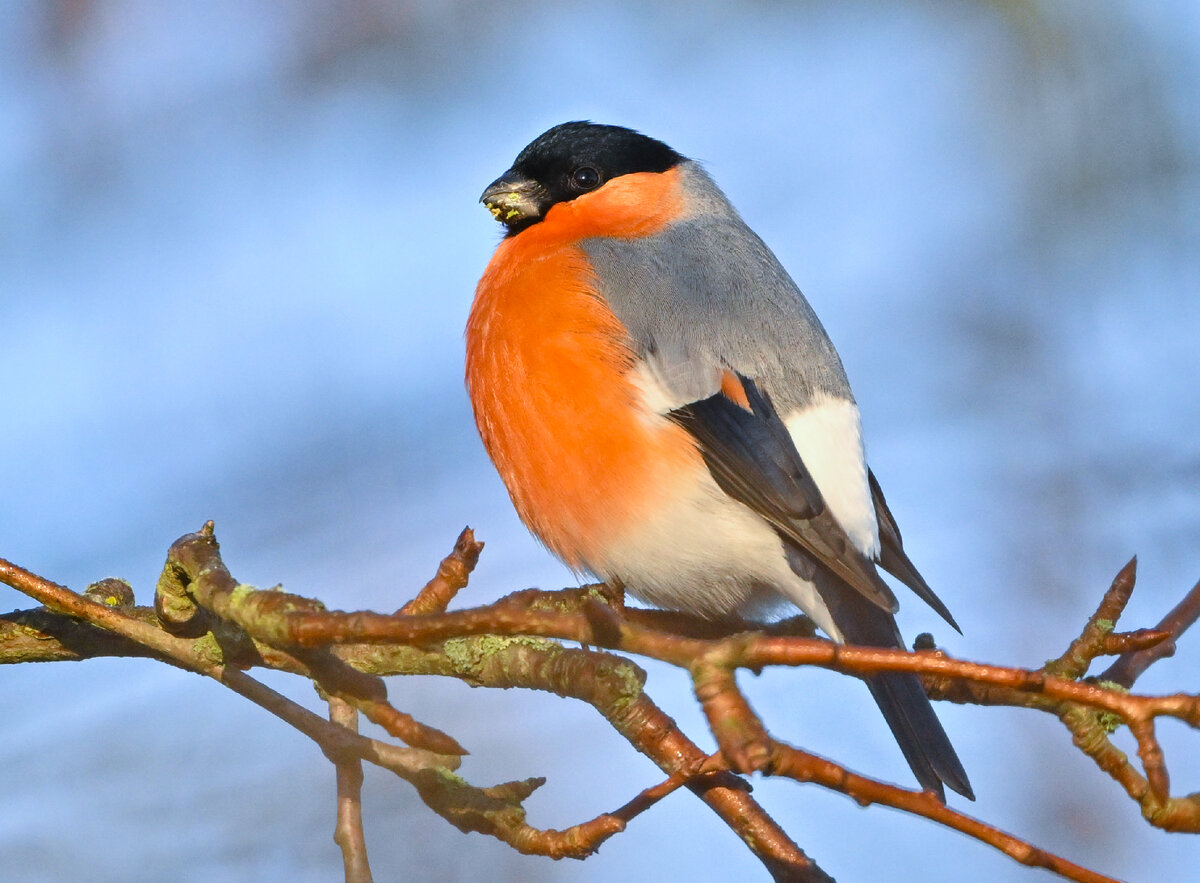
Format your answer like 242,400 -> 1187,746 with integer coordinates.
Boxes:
481,121 -> 685,235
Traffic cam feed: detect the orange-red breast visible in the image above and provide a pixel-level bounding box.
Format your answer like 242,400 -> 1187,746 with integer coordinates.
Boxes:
466,121 -> 972,801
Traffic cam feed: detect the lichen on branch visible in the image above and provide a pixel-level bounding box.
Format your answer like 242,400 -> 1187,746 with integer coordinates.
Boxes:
3,526 -> 1200,883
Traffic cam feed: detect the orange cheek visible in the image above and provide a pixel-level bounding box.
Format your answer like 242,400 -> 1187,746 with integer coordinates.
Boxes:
521,166 -> 686,243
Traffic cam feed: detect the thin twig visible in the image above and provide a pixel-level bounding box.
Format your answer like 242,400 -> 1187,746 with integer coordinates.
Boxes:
1045,557 -> 1138,680
398,527 -> 483,614
330,698 -> 374,883
0,553 -> 612,858
5,534 -> 1200,882
1103,576 -> 1200,688
770,744 -> 1121,883
281,590 -> 1200,732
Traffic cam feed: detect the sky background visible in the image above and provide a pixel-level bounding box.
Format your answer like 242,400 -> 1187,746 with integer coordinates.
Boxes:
2,1 -> 1199,881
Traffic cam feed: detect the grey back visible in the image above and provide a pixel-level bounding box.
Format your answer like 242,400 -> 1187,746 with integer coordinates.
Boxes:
579,162 -> 854,413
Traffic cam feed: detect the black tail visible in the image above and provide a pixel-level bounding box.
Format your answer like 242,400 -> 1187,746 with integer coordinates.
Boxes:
862,668 -> 974,801
798,549 -> 974,801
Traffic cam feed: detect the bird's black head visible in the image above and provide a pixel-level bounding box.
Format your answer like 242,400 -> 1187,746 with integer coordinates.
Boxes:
480,121 -> 685,235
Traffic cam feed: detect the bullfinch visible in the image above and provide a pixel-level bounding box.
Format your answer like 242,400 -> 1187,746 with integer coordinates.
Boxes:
467,121 -> 973,801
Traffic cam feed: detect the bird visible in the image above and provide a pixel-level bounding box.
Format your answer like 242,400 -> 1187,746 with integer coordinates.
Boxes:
466,121 -> 973,801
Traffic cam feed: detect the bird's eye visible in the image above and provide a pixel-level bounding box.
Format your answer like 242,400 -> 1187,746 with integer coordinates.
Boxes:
570,166 -> 601,191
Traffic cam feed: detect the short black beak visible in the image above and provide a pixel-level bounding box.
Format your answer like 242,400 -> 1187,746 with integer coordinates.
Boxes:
479,170 -> 548,226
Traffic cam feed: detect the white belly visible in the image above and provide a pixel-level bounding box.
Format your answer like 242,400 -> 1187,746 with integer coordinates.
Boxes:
598,373 -> 880,641
590,467 -> 843,639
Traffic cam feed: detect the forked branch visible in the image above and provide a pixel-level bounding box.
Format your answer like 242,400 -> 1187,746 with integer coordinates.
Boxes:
3,529 -> 1198,883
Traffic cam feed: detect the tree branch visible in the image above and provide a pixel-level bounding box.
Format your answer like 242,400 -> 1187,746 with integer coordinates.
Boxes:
4,528 -> 1199,882
1102,574 -> 1200,688
330,698 -> 374,883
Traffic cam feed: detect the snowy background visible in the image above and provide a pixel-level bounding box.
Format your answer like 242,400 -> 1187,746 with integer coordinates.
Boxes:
2,1 -> 1198,880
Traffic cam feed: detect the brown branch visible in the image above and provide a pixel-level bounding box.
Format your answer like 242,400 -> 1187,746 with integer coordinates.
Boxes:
1045,556 -> 1138,680
922,662 -> 1200,834
301,649 -> 466,756
398,527 -> 483,614
1102,575 -> 1200,688
1,535 -> 820,877
921,556 -> 1200,835
769,744 -> 1121,883
0,551 -> 611,861
677,606 -> 1135,883
278,587 -> 1200,734
0,604 -> 171,663
207,548 -> 1200,869
692,653 -> 773,773
159,524 -> 465,755
330,698 -> 374,883
1056,703 -> 1200,832
1100,628 -> 1170,655
608,768 -> 697,824
155,528 -> 823,875
354,626 -> 821,878
6,532 -> 1200,883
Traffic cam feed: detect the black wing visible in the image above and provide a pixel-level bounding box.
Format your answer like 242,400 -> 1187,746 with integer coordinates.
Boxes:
868,468 -> 960,633
668,374 -> 973,800
668,376 -> 897,614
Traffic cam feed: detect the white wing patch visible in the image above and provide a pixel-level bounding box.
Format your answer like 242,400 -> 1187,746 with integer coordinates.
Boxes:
633,359 -> 882,560
784,395 -> 881,559
615,363 -> 877,636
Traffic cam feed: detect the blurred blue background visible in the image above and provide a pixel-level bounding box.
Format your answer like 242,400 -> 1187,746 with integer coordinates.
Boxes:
2,1 -> 1198,880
